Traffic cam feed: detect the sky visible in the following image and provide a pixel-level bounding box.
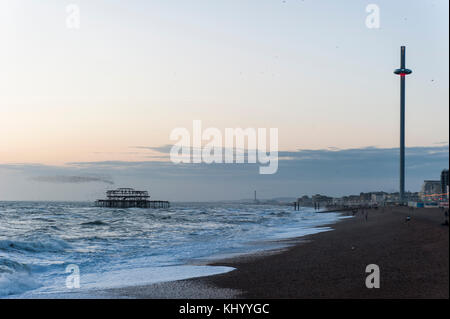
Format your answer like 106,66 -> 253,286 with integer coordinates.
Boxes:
0,0 -> 448,201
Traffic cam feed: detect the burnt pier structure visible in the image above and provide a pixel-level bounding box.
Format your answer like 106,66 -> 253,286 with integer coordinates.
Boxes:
95,188 -> 170,208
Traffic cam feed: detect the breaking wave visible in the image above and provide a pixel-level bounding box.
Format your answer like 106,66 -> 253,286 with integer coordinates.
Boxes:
0,258 -> 40,296
0,237 -> 70,253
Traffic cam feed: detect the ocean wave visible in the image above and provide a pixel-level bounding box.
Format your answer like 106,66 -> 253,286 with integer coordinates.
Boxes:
269,211 -> 292,217
81,220 -> 108,226
0,258 -> 30,274
0,237 -> 70,253
0,271 -> 41,296
0,258 -> 40,296
0,202 -> 345,297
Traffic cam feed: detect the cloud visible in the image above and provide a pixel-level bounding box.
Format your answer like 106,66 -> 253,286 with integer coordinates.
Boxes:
132,145 -> 173,153
1,145 -> 448,200
62,145 -> 450,183
30,175 -> 114,185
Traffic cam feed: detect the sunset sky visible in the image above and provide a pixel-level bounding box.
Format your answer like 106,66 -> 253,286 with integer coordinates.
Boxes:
0,0 -> 448,200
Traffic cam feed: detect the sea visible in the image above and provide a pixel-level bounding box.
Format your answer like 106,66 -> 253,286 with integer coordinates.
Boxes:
0,201 -> 348,298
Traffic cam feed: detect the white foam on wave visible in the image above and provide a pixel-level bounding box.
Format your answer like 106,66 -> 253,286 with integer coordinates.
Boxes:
0,272 -> 41,296
84,265 -> 235,289
18,265 -> 235,298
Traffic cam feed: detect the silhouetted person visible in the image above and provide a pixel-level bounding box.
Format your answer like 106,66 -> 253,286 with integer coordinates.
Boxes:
443,209 -> 449,226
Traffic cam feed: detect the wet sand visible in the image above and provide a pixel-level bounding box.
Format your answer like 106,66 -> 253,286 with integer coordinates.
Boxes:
105,206 -> 449,299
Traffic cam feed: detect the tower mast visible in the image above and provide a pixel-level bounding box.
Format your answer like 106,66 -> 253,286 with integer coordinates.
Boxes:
394,46 -> 412,203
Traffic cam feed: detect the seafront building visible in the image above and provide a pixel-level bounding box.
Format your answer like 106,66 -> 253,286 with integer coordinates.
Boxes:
420,180 -> 442,201
297,191 -> 420,208
296,169 -> 449,208
371,192 -> 387,204
297,195 -> 313,206
312,194 -> 333,205
441,169 -> 449,199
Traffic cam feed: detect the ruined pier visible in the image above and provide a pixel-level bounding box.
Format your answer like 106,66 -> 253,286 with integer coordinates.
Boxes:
95,188 -> 170,209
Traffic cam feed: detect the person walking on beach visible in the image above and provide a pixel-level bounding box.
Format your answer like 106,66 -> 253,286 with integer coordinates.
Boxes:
405,216 -> 411,225
443,209 -> 449,226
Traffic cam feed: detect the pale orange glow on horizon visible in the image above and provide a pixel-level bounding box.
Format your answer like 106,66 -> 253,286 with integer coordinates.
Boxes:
1,0 -> 448,166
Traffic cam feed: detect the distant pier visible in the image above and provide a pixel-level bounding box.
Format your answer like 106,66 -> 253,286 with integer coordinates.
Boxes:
95,188 -> 170,209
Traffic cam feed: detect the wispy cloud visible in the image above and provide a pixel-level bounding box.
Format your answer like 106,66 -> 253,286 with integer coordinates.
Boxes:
433,141 -> 449,145
30,175 -> 114,185
132,145 -> 173,153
